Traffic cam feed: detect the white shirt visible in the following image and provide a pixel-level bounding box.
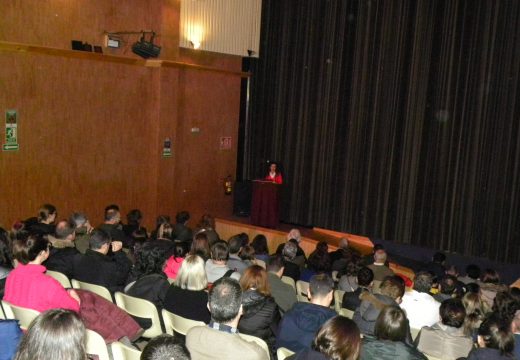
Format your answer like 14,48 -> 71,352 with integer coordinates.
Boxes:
400,289 -> 440,329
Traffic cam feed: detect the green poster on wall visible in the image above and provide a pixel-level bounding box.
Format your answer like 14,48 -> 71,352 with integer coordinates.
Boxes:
3,109 -> 19,151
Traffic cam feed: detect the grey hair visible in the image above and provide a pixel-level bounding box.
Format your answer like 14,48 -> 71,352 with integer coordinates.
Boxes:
69,212 -> 88,228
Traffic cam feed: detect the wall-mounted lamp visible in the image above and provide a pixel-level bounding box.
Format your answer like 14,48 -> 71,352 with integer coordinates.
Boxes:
187,24 -> 204,50
190,40 -> 201,49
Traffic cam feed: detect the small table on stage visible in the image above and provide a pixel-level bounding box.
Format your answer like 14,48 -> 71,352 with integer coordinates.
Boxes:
250,180 -> 281,228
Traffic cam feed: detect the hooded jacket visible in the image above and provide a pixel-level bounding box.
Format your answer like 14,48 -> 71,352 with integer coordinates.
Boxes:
353,292 -> 398,336
276,302 -> 336,352
239,289 -> 280,341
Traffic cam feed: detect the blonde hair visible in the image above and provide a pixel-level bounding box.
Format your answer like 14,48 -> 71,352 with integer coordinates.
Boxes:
174,255 -> 208,291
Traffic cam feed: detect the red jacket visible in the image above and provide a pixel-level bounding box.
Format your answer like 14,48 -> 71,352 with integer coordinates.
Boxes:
265,173 -> 283,184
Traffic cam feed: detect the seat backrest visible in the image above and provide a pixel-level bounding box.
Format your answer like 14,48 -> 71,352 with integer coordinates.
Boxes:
46,270 -> 72,288
281,276 -> 296,292
334,289 -> 345,313
114,292 -> 162,338
1,300 -> 15,320
8,303 -> 40,330
372,280 -> 382,294
86,329 -> 110,360
425,355 -> 444,360
410,327 -> 421,340
296,280 -> 310,302
111,341 -> 142,360
238,333 -> 270,359
277,347 -> 295,360
339,308 -> 354,319
71,279 -> 113,303
161,308 -> 205,336
255,259 -> 266,269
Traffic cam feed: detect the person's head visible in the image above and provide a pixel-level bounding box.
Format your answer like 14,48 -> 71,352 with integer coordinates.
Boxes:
140,334 -> 190,360
477,314 -> 515,356
210,240 -> 229,262
287,228 -> 301,243
439,275 -> 457,296
267,255 -> 285,275
463,291 -> 489,317
308,246 -> 331,273
228,234 -> 243,255
373,249 -> 387,264
14,309 -> 86,360
269,162 -> 277,173
88,229 -> 111,254
440,299 -> 466,328
309,274 -> 334,305
197,213 -> 215,230
126,209 -> 142,226
374,305 -> 409,342
251,234 -> 269,255
466,264 -> 481,280
413,271 -> 433,293
492,291 -> 519,324
155,215 -> 171,229
446,265 -> 459,277
190,232 -> 210,260
240,265 -> 270,296
338,237 -> 349,250
312,316 -> 361,360
54,220 -> 75,241
104,204 -> 119,215
38,204 -> 57,224
12,234 -> 50,265
69,212 -> 88,229
239,245 -> 255,261
238,233 -> 249,247
357,266 -> 374,287
432,252 -> 446,264
282,241 -> 297,261
481,269 -> 501,284
208,277 -> 242,324
133,241 -> 168,277
465,282 -> 481,294
175,211 -> 190,225
174,254 -> 208,291
379,276 -> 405,303
104,209 -> 121,224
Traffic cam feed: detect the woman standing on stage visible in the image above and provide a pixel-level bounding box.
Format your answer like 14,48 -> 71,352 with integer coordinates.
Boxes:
265,163 -> 283,184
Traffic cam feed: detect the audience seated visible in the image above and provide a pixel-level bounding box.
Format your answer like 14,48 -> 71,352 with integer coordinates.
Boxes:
458,264 -> 481,284
227,234 -> 249,274
424,252 -> 447,282
239,245 -> 258,267
432,275 -> 459,303
26,204 -> 57,237
479,269 -> 509,309
195,213 -> 220,247
164,254 -> 211,323
98,206 -> 133,248
189,232 -> 211,262
276,274 -> 337,352
141,334 -> 191,360
238,265 -> 280,355
462,291 -> 489,340
300,241 -> 331,282
43,220 -> 80,278
205,241 -> 240,283
5,233 -> 80,312
122,208 -> 147,239
328,237 -> 352,270
287,316 -> 361,360
353,275 -> 405,336
367,249 -> 394,282
13,309 -> 86,360
337,255 -> 363,292
276,229 -> 306,268
251,234 -> 270,263
266,255 -> 297,314
360,306 -> 427,360
72,229 -> 132,293
125,241 -> 170,326
415,298 -> 474,359
281,241 -> 301,282
467,314 -> 515,360
151,215 -> 172,241
163,244 -> 186,280
173,211 -> 193,250
186,277 -> 266,360
400,271 -> 440,329
342,266 -> 374,311
68,212 -> 92,254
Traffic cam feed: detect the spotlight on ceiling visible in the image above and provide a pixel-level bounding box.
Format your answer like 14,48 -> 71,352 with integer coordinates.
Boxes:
132,32 -> 161,59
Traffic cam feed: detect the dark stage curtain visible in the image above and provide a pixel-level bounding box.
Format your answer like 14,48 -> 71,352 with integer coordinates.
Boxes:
242,0 -> 520,263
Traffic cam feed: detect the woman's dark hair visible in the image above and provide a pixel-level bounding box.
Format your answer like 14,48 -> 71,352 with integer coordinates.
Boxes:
197,214 -> 215,230
37,204 -> 57,223
14,309 -> 86,360
211,241 -> 229,261
251,234 -> 269,255
312,316 -> 361,360
12,234 -> 49,264
465,282 -> 481,294
131,241 -> 168,278
126,209 -> 143,226
440,299 -> 466,328
175,211 -> 190,224
492,291 -> 520,324
190,232 -> 210,261
308,241 -> 332,272
239,245 -> 255,261
478,314 -> 515,355
481,269 -> 501,284
374,305 -> 409,342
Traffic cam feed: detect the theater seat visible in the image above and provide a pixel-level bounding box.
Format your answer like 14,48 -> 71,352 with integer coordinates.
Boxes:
238,333 -> 270,358
111,341 -> 142,360
71,279 -> 113,303
161,309 -> 204,336
46,270 -> 72,288
114,292 -> 162,338
86,329 -> 110,360
3,302 -> 40,330
277,347 -> 295,360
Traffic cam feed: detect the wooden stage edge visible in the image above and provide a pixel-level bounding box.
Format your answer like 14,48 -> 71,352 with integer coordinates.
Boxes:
214,217 -> 416,280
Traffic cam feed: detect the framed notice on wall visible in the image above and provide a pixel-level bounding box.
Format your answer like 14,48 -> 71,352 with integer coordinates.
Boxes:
3,109 -> 19,151
220,136 -> 232,150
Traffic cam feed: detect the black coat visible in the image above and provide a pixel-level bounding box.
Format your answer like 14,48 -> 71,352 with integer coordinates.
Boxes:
360,336 -> 427,360
239,289 -> 280,341
44,246 -> 79,279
